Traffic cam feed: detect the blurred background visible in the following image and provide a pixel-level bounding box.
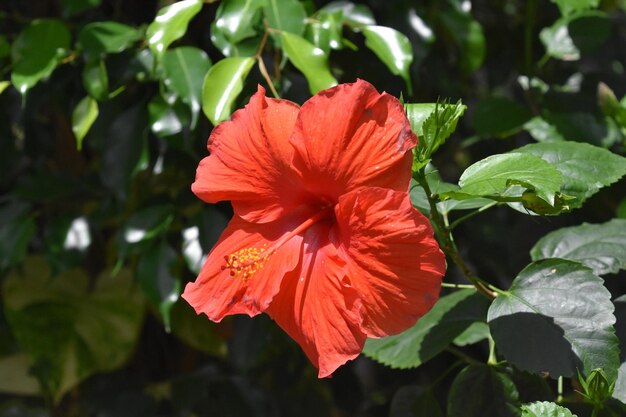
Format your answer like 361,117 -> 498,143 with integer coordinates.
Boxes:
1,0 -> 625,416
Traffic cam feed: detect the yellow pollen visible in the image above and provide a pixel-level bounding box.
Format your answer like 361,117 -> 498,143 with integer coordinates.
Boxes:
223,246 -> 272,281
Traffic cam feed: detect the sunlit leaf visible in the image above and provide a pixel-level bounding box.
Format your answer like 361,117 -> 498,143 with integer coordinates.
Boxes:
515,141 -> 626,208
362,26 -> 413,93
201,57 -> 255,125
263,0 -> 307,36
488,259 -> 619,382
320,1 -> 376,25
523,117 -> 566,142
11,19 -> 71,94
551,0 -> 599,16
162,46 -> 212,128
363,289 -> 490,369
210,22 -> 262,57
0,353 -> 40,396
540,11 -> 610,62
280,31 -> 337,94
521,401 -> 577,417
2,257 -> 145,403
0,81 -> 10,95
213,0 -> 264,44
530,219 -> 626,276
305,10 -> 344,54
146,0 -> 203,61
449,153 -> 563,206
72,96 -> 99,150
118,205 -> 174,258
78,21 -> 142,61
447,364 -> 520,417
148,95 -> 189,137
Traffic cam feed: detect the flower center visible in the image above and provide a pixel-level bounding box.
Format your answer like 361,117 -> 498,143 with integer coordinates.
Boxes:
222,206 -> 334,281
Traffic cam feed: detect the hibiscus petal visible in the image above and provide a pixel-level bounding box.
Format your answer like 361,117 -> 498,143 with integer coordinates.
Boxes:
191,86 -> 305,223
290,79 -> 417,202
182,212 -> 306,322
335,187 -> 445,337
266,223 -> 366,378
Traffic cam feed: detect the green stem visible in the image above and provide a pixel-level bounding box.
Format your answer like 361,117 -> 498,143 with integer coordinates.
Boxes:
441,283 -> 476,289
487,335 -> 497,365
449,201 -> 499,230
415,169 -> 497,300
557,376 -> 563,403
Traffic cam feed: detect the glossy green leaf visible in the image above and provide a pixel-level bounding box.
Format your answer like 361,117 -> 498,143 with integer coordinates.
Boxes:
363,289 -> 490,369
405,103 -> 436,136
540,12 -> 610,62
118,205 -> 174,257
72,96 -> 99,150
213,0 -> 264,44
451,153 -> 563,206
263,0 -> 307,36
447,364 -> 520,417
453,322 -> 490,346
2,257 -> 145,403
137,241 -> 181,332
78,21 -> 142,60
488,259 -> 619,382
162,46 -> 212,128
473,97 -> 532,136
305,10 -> 343,53
146,0 -> 203,61
515,142 -> 626,208
521,401 -> 577,417
362,26 -> 413,94
82,59 -> 109,100
201,57 -> 255,125
613,295 -> 626,404
280,31 -> 337,94
11,19 -> 71,94
320,1 -> 376,25
61,0 -> 101,15
210,22 -> 262,57
148,95 -> 189,137
530,219 -> 626,276
551,0 -> 598,16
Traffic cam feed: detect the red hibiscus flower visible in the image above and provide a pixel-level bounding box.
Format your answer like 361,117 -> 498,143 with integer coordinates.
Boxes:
183,79 -> 446,377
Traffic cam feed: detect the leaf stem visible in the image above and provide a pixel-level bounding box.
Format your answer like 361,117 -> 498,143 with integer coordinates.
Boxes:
449,201 -> 498,230
415,169 -> 497,300
441,283 -> 476,289
255,29 -> 280,98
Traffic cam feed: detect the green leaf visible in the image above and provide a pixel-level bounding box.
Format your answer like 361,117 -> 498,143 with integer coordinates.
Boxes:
540,12 -> 610,61
551,0 -> 598,16
201,57 -> 255,125
71,96 -> 99,150
521,401 -> 577,417
82,59 -> 109,100
148,95 -> 189,137
451,153 -> 563,206
523,117 -> 566,142
78,21 -> 142,60
530,219 -> 626,276
305,10 -> 343,54
447,364 -> 520,417
213,0 -> 264,44
2,257 -> 145,403
515,142 -> 626,209
137,241 -> 181,332
439,9 -> 485,73
473,97 -> 532,136
162,46 -> 212,128
263,0 -> 307,36
363,289 -> 490,369
614,295 -> 626,404
0,202 -> 35,270
453,322 -> 490,346
390,385 -> 444,417
169,300 -> 227,356
320,1 -> 376,25
146,0 -> 203,61
0,35 -> 10,58
0,353 -> 40,396
362,26 -> 413,94
61,0 -> 101,15
280,32 -> 337,95
11,19 -> 71,94
118,205 -> 174,258
210,22 -> 262,57
411,100 -> 466,168
0,81 -> 10,95
488,259 -> 619,382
